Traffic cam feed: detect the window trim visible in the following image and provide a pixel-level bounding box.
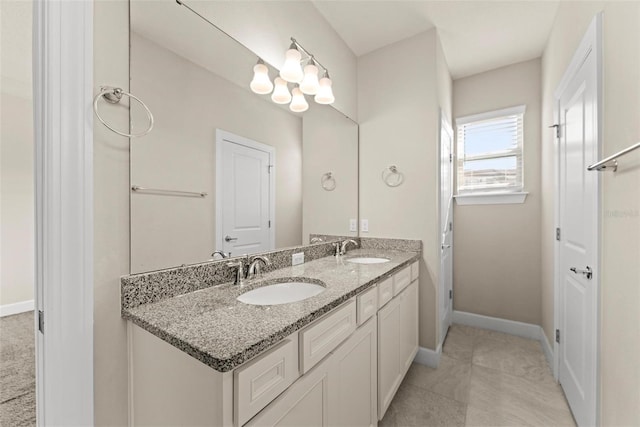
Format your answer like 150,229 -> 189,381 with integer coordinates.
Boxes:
455,104 -> 526,196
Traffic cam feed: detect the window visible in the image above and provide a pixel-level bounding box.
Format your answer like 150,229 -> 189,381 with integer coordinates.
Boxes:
456,105 -> 525,195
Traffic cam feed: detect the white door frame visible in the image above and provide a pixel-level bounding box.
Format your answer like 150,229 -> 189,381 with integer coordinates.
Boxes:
33,0 -> 94,425
215,129 -> 276,252
553,12 -> 602,424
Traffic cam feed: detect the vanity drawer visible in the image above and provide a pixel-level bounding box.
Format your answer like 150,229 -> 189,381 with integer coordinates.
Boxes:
393,266 -> 411,296
357,286 -> 378,326
234,335 -> 299,426
377,277 -> 394,309
411,261 -> 419,282
299,299 -> 357,374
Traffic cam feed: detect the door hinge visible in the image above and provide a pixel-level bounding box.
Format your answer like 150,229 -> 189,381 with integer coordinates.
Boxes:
267,164 -> 273,174
556,227 -> 561,241
38,310 -> 44,334
449,222 -> 453,231
555,329 -> 560,343
268,220 -> 271,228
449,290 -> 453,299
449,153 -> 453,163
549,124 -> 561,139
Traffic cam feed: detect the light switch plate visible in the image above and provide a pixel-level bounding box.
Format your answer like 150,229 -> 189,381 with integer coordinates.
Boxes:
361,219 -> 369,233
292,252 -> 304,266
349,219 -> 357,232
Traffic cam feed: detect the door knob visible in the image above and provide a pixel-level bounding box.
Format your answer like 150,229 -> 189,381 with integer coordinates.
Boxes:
570,266 -> 592,280
225,235 -> 238,242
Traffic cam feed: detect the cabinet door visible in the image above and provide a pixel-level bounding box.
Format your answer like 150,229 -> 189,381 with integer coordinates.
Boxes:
377,297 -> 401,420
329,317 -> 377,427
246,359 -> 330,427
399,280 -> 419,375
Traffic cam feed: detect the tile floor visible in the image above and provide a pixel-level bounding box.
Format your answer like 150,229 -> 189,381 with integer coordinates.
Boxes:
380,324 -> 576,427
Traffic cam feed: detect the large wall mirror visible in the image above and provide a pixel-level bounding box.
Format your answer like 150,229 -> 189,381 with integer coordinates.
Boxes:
129,0 -> 358,273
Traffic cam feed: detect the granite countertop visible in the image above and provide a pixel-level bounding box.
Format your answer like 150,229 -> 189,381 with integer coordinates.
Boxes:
122,248 -> 419,372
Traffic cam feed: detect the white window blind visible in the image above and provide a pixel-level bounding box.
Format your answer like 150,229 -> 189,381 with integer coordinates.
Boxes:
456,105 -> 525,194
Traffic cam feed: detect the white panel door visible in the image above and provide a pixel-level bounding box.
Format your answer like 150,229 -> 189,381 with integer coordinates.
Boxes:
440,113 -> 454,345
556,17 -> 600,427
219,135 -> 272,256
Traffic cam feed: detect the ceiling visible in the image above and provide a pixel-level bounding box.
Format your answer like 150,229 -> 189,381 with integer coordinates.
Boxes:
311,1 -> 560,79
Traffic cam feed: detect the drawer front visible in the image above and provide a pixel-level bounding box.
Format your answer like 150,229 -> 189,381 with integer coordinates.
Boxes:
393,266 -> 411,296
410,261 -> 419,282
234,335 -> 299,426
378,277 -> 393,309
357,286 -> 378,326
300,299 -> 357,374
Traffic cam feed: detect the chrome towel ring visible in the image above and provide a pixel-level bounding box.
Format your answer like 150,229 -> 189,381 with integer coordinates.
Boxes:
382,165 -> 404,187
93,86 -> 154,138
321,172 -> 336,191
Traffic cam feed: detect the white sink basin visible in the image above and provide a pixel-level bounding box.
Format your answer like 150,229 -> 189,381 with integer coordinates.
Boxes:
346,257 -> 390,264
237,282 -> 325,306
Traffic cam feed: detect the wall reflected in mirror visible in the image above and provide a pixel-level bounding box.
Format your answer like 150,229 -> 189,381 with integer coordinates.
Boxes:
129,0 -> 358,273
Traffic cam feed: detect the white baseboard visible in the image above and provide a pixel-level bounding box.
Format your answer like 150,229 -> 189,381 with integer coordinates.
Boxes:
453,310 -> 541,340
453,310 -> 556,371
0,300 -> 35,317
540,328 -> 554,369
414,344 -> 441,368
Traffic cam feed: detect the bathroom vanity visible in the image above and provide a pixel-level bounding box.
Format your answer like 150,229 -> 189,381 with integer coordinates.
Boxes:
122,243 -> 420,426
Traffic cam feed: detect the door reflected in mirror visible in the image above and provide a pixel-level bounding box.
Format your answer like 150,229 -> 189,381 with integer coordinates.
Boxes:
129,0 -> 358,273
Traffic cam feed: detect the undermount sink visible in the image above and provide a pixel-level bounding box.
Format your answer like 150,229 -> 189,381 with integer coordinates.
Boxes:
237,281 -> 325,306
346,257 -> 390,265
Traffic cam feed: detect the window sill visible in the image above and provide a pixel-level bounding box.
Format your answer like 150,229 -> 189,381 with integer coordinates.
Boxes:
454,192 -> 528,206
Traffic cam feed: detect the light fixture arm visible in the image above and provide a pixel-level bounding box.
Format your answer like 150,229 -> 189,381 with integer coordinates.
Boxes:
290,37 -> 329,76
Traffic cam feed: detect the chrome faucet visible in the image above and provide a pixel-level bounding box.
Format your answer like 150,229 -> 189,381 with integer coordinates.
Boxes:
211,250 -> 230,259
228,255 -> 271,285
339,239 -> 359,256
227,259 -> 247,286
247,255 -> 271,280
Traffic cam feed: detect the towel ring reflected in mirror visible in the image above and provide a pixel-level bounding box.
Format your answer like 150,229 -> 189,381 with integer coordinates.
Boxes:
382,165 -> 404,187
93,86 -> 154,138
321,172 -> 336,191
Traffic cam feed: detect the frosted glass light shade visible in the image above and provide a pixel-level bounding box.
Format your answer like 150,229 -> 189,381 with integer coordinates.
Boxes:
250,62 -> 273,94
289,87 -> 309,112
314,76 -> 335,104
300,63 -> 320,95
280,48 -> 304,83
271,78 -> 292,104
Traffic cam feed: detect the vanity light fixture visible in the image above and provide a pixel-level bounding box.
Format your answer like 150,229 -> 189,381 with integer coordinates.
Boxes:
289,87 -> 309,112
314,70 -> 335,105
280,42 -> 304,83
299,58 -> 320,95
249,58 -> 274,94
248,37 -> 335,110
271,77 -> 292,104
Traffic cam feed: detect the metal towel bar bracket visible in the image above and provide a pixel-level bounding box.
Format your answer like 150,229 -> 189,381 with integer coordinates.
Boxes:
588,141 -> 640,171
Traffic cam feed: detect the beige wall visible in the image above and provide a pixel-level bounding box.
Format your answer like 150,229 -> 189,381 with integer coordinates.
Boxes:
302,104 -> 358,243
541,3 -> 640,424
94,1 -> 130,425
452,59 -> 542,325
359,30 -> 448,350
0,0 -> 34,308
130,34 -> 302,273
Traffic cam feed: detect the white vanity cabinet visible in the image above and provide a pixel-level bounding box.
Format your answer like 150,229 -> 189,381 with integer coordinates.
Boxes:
249,316 -> 377,427
377,263 -> 419,420
127,259 -> 419,427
